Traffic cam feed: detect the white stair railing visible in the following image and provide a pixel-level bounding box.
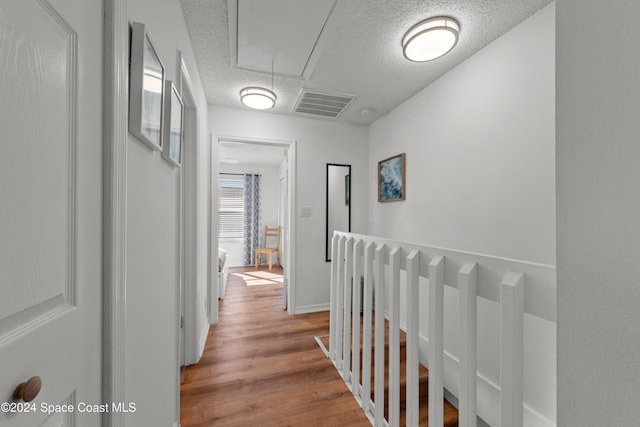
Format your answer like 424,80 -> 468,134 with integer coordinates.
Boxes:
326,231 -> 556,427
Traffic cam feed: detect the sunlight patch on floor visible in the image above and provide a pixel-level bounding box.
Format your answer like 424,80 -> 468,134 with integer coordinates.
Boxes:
250,271 -> 282,280
229,270 -> 283,287
245,279 -> 277,286
231,273 -> 258,281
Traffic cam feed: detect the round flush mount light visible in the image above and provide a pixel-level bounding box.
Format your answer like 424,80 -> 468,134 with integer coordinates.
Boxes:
402,16 -> 460,62
239,87 -> 277,110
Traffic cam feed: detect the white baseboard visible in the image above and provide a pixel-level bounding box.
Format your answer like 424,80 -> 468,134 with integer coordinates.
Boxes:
294,303 -> 330,314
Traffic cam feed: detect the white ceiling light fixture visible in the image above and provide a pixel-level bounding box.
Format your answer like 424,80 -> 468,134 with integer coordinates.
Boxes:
240,60 -> 277,110
239,87 -> 277,109
402,16 -> 460,62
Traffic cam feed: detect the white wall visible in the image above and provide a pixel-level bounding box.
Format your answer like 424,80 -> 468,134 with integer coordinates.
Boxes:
125,0 -> 209,425
369,4 -> 556,426
209,106 -> 368,311
369,10 -> 555,265
557,1 -> 640,425
219,163 -> 281,266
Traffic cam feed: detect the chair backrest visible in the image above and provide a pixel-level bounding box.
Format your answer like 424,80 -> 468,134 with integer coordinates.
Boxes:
263,226 -> 280,249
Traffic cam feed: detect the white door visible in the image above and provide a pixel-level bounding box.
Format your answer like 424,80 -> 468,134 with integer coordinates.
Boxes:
0,1 -> 102,426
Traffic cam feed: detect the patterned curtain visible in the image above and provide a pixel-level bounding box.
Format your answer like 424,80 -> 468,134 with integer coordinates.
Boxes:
243,174 -> 262,265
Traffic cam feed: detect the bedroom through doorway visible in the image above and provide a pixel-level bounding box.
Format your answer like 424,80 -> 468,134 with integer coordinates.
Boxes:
214,137 -> 295,312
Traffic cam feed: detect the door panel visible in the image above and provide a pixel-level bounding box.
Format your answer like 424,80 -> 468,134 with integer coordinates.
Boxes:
0,0 -> 101,425
0,0 -> 76,320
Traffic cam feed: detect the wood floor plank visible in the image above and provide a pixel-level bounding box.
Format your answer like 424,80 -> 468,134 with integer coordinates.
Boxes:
180,267 -> 370,427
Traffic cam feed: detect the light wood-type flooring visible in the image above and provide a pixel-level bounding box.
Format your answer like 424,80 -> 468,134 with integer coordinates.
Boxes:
180,266 -> 370,426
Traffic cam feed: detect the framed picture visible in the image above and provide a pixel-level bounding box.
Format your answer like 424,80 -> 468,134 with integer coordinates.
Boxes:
129,21 -> 165,151
161,81 -> 183,167
378,153 -> 406,202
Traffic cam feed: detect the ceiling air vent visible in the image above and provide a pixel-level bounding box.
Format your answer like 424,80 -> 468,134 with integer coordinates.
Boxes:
292,89 -> 357,119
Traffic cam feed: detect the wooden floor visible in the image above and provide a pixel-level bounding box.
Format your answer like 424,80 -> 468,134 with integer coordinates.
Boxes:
180,266 -> 370,426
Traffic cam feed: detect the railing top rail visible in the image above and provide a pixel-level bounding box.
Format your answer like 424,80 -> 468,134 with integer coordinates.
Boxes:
333,231 -> 556,322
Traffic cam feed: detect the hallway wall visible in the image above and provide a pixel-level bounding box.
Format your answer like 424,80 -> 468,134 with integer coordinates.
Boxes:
125,0 -> 210,425
368,4 -> 556,426
209,106 -> 369,312
205,3 -> 557,426
557,0 -> 640,425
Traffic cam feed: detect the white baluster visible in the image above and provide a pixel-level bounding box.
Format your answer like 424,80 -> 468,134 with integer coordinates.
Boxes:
335,236 -> 346,371
429,255 -> 445,427
362,242 -> 375,413
352,239 -> 364,399
405,250 -> 420,426
343,237 -> 354,380
374,244 -> 387,425
500,271 -> 524,427
388,247 -> 401,426
459,262 -> 478,427
329,233 -> 340,360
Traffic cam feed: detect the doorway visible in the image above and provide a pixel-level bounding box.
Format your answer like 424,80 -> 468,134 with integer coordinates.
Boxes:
212,136 -> 297,313
177,53 -> 205,369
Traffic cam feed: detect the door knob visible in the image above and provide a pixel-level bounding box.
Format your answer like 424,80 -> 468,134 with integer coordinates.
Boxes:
13,376 -> 42,402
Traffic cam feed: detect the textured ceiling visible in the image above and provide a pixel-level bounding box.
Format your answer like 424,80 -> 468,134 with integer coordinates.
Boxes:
180,0 -> 552,126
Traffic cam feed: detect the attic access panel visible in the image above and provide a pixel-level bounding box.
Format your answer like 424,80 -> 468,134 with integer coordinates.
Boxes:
234,0 -> 335,78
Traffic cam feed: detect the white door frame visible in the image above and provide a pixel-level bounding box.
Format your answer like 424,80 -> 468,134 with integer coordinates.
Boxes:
278,176 -> 287,270
209,134 -> 220,316
177,54 -> 203,366
175,48 -> 209,365
103,0 -> 128,425
212,135 -> 298,314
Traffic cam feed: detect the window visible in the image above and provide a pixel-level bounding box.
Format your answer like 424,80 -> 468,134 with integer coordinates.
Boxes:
219,176 -> 244,240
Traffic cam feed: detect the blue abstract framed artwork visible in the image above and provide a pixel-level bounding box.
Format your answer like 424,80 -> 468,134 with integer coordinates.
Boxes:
378,153 -> 406,202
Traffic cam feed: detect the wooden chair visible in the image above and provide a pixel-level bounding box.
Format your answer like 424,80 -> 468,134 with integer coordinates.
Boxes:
255,226 -> 281,270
